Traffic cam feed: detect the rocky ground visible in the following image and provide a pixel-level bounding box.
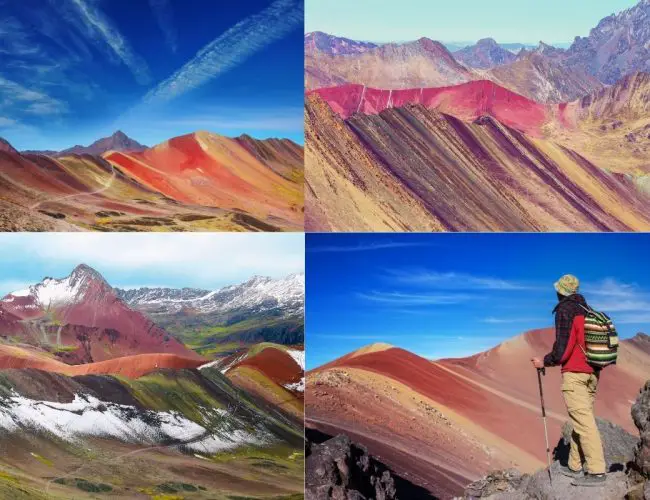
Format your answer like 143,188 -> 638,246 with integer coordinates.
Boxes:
305,429 -> 435,500
462,380 -> 650,500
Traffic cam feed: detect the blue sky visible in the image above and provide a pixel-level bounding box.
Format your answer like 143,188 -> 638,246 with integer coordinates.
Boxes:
305,0 -> 639,45
0,0 -> 303,151
306,233 -> 650,369
0,233 -> 304,294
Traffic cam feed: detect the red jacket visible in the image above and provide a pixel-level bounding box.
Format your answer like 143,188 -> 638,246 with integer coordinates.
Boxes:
559,315 -> 593,374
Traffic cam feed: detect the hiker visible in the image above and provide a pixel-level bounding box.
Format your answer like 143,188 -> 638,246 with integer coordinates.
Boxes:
531,274 -> 607,487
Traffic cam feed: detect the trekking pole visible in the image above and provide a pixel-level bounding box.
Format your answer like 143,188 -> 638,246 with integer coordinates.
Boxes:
536,367 -> 553,485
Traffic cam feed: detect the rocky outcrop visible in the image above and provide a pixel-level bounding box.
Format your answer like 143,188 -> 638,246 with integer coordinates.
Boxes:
557,418 -> 637,472
306,431 -> 435,500
306,433 -> 398,500
463,381 -> 650,500
632,380 -> 650,477
563,0 -> 650,84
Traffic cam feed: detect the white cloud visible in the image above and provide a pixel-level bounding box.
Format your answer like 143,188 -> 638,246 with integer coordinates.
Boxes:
585,278 -> 650,314
310,241 -> 432,253
385,269 -> 536,290
586,278 -> 639,298
149,0 -> 178,53
0,76 -> 68,115
0,233 -> 304,287
0,117 -> 18,128
482,316 -> 545,324
0,17 -> 44,57
138,0 -> 302,106
357,290 -> 473,306
62,0 -> 151,84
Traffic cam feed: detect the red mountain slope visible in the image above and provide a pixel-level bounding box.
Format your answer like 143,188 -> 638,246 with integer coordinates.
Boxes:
307,332 -> 650,497
0,344 -> 203,378
235,346 -> 303,388
105,131 -> 303,224
0,264 -> 201,363
309,81 -> 549,135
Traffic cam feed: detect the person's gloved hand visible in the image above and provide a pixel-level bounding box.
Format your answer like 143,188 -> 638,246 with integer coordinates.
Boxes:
531,357 -> 544,369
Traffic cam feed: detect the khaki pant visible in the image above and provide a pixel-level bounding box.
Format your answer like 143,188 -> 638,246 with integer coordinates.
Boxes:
561,372 -> 606,474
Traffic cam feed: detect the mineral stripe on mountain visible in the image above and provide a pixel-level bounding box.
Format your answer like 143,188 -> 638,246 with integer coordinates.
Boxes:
305,87 -> 650,232
306,331 -> 650,497
0,131 -> 303,232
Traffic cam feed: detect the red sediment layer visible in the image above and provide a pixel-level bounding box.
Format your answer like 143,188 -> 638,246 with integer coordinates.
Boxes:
326,347 -> 549,461
0,347 -> 204,379
237,347 -> 302,386
439,329 -> 649,434
309,81 -> 549,135
104,152 -> 192,203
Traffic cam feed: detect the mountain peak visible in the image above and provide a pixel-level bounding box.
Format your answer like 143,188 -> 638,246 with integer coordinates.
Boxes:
304,31 -> 378,56
246,275 -> 272,286
70,263 -> 106,282
453,38 -> 517,69
415,37 -> 444,49
476,37 -> 499,46
58,131 -> 147,157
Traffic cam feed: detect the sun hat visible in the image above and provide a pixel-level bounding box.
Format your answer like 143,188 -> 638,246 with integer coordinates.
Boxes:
554,274 -> 580,296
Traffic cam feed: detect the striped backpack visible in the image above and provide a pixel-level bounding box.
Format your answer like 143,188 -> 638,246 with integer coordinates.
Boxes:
578,304 -> 619,368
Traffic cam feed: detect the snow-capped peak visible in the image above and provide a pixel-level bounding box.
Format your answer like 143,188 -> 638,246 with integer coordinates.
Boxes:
5,264 -> 108,309
117,272 -> 304,317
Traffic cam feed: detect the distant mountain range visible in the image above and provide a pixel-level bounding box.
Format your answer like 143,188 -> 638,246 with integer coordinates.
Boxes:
0,266 -> 305,359
23,130 -> 147,157
305,34 -> 601,103
306,330 -> 650,497
120,274 -> 305,353
0,130 -> 304,232
306,0 -> 650,101
305,31 -> 378,56
562,0 -> 650,84
117,273 -> 304,318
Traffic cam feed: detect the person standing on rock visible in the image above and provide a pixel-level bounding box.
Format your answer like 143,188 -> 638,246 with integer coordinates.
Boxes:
531,274 -> 607,487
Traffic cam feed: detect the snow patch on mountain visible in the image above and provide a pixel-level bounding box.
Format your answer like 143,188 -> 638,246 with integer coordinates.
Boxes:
198,352 -> 247,374
4,264 -> 108,310
286,349 -> 305,370
285,377 -> 305,393
0,392 -> 270,452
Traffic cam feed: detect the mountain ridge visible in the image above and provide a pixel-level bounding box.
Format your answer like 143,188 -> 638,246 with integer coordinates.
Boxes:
23,130 -> 147,157
307,328 -> 650,496
0,263 -> 201,363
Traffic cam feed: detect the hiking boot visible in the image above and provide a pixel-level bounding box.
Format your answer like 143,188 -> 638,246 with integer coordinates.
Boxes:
558,465 -> 583,478
571,473 -> 606,487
